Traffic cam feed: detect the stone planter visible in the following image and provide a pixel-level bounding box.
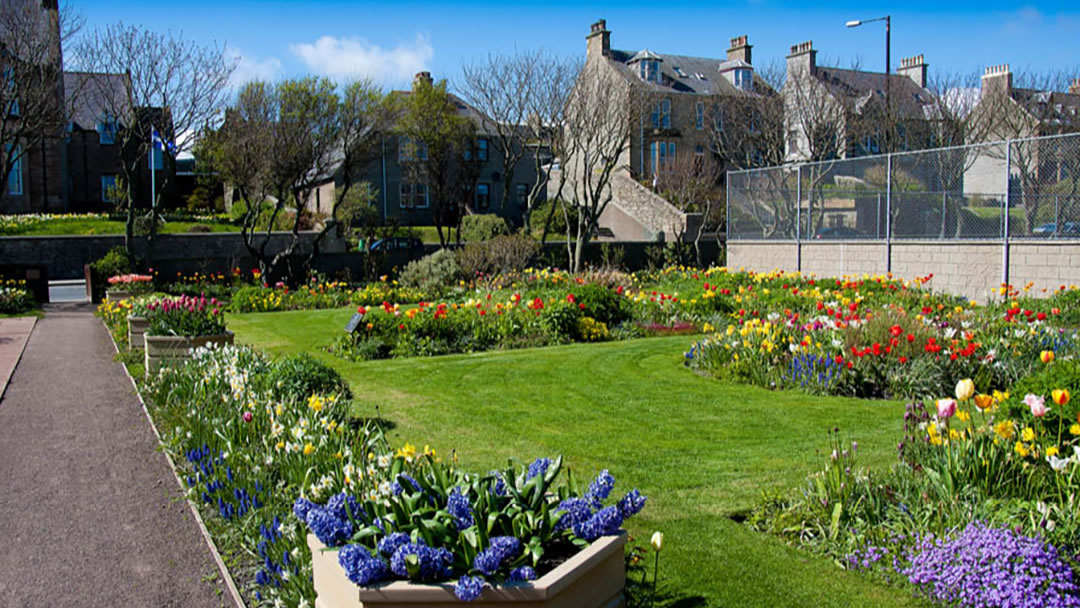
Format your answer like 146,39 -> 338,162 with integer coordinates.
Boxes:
127,316 -> 149,351
308,532 -> 626,608
106,288 -> 132,301
144,331 -> 234,377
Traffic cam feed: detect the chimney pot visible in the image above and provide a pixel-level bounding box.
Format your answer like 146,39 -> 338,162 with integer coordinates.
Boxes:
587,18 -> 611,58
727,34 -> 752,64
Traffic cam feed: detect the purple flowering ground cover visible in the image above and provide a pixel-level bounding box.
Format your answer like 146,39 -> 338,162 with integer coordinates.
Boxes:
849,522 -> 1080,608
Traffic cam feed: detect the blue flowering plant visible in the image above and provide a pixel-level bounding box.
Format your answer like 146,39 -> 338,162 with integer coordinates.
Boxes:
298,453 -> 646,601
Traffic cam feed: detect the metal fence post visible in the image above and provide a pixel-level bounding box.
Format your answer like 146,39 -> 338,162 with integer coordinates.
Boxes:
885,154 -> 893,273
796,164 -> 802,272
1002,141 -> 1011,288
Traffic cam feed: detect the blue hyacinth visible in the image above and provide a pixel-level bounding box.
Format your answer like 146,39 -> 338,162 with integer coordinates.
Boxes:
473,536 -> 521,575
554,497 -> 593,533
585,470 -> 615,509
573,505 -> 623,541
339,544 -> 390,586
293,496 -> 317,522
454,575 -> 486,601
509,566 -> 536,582
390,473 -> 422,496
526,457 -> 552,481
377,532 -> 411,557
389,540 -> 453,581
326,492 -> 364,521
447,487 -> 475,530
617,489 -> 646,518
306,507 -> 353,547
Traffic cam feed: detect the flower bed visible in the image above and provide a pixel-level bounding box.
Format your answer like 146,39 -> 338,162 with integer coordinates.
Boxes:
107,273 -> 154,296
0,282 -> 35,314
132,343 -> 645,607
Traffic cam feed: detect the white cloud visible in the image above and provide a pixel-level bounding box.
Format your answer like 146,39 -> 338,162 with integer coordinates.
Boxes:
289,34 -> 433,85
226,46 -> 283,89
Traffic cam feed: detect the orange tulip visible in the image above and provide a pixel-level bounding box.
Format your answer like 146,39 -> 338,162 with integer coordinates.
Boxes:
973,394 -> 994,410
1052,389 -> 1070,407
1040,350 -> 1055,364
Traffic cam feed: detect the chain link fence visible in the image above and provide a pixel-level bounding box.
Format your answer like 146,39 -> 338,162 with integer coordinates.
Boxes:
728,132 -> 1080,242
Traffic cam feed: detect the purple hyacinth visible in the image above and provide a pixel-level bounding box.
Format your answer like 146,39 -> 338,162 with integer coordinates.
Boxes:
447,487 -> 475,530
454,575 -> 486,601
585,470 -> 615,509
306,507 -> 353,547
616,489 -> 646,518
526,457 -> 552,481
572,505 -> 623,541
338,544 -> 389,586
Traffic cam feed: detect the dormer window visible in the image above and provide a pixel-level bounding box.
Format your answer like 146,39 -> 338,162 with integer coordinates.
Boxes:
630,49 -> 663,84
639,60 -> 660,83
734,69 -> 753,91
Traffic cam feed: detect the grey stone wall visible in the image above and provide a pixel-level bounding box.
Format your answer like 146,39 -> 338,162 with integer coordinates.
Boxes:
0,231 -> 346,279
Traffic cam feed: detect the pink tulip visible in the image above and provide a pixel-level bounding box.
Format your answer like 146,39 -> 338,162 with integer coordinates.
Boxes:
1024,394 -> 1049,417
936,398 -> 957,419
242,411 -> 253,423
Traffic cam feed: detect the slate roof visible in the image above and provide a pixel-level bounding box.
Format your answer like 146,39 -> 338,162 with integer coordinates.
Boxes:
64,71 -> 131,130
606,49 -> 773,97
808,66 -> 939,120
1010,88 -> 1080,126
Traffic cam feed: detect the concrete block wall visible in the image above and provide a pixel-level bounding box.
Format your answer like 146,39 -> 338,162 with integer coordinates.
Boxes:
730,240 -> 1080,301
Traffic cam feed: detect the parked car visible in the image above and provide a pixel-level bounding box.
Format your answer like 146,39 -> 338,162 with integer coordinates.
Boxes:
1031,222 -> 1080,237
367,237 -> 425,254
814,226 -> 865,239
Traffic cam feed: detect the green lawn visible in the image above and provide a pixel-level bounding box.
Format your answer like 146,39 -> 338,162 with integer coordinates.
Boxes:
2,218 -> 241,236
229,307 -> 925,608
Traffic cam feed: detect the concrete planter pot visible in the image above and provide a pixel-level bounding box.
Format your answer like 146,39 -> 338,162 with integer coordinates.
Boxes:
106,288 -> 132,301
308,532 -> 626,608
127,316 -> 149,351
144,331 -> 234,377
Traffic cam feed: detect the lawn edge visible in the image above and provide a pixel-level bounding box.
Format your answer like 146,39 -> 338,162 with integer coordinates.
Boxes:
102,320 -> 247,608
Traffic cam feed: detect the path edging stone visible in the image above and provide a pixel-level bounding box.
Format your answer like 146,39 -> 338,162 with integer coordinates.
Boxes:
104,322 -> 247,608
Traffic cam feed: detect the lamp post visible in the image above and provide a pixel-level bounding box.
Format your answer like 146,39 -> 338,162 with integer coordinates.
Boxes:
846,15 -> 891,153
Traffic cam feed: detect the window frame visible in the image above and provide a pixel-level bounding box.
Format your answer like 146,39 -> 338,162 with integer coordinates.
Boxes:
101,174 -> 118,203
475,183 -> 491,210
514,183 -> 528,206
476,138 -> 488,162
7,144 -> 22,196
695,102 -> 704,130
98,115 -> 118,145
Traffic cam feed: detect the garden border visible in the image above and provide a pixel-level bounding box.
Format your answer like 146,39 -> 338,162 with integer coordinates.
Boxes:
103,321 -> 247,608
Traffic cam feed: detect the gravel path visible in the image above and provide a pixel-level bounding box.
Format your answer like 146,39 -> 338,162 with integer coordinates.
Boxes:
0,303 -> 231,607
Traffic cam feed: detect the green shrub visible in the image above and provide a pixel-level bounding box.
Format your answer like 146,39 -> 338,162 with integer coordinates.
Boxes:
0,287 -> 34,314
460,214 -> 509,242
572,283 -> 629,327
91,246 -> 132,279
457,234 -> 540,277
530,199 -> 577,237
187,224 -> 213,233
270,353 -> 352,401
398,249 -> 461,294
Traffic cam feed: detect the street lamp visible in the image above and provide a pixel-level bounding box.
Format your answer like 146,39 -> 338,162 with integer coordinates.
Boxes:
847,15 -> 891,152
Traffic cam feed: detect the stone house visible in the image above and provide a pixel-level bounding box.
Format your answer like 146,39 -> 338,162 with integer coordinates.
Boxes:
307,72 -> 540,229
962,65 -> 1080,217
783,40 -> 940,162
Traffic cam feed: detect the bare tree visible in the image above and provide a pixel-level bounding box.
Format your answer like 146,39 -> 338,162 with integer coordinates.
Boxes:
0,1 -> 82,200
218,78 -> 396,282
557,61 -> 642,272
71,22 -> 234,256
657,152 -> 723,266
459,49 -> 580,235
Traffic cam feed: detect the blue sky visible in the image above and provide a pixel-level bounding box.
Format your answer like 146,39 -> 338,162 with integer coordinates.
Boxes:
75,1 -> 1080,91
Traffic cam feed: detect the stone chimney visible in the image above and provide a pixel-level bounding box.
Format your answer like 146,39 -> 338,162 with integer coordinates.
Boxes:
727,35 -> 752,65
981,64 -> 1012,100
412,71 -> 433,89
586,19 -> 611,59
786,40 -> 816,77
1069,78 -> 1080,95
898,54 -> 928,88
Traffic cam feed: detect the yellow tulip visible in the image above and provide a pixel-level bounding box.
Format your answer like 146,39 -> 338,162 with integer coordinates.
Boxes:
1052,389 -> 1070,406
1041,350 -> 1055,364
